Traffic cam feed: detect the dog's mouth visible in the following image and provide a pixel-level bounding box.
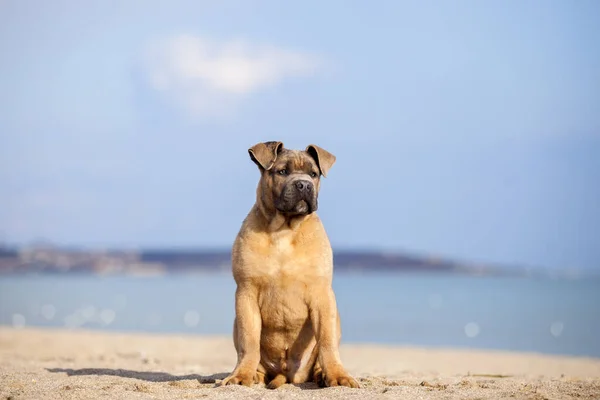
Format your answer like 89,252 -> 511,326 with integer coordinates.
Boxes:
294,200 -> 309,214
274,180 -> 318,216
275,196 -> 317,216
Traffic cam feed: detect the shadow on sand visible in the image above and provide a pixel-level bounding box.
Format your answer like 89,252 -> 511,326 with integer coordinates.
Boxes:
46,368 -> 228,384
46,368 -> 324,390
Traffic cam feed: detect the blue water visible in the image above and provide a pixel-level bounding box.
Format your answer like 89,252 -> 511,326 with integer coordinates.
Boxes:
1,272 -> 599,357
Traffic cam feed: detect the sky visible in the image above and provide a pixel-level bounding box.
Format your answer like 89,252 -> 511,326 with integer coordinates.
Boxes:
1,0 -> 599,270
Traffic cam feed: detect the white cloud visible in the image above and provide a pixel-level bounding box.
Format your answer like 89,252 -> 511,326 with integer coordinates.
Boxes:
144,35 -> 323,118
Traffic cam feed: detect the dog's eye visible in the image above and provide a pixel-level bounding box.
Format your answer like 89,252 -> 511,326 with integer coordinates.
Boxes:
310,172 -> 318,178
278,169 -> 288,176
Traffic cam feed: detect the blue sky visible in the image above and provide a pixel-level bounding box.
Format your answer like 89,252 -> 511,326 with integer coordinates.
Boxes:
1,0 -> 599,270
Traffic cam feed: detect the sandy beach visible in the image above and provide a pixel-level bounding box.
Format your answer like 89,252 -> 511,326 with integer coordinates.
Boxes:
1,327 -> 599,399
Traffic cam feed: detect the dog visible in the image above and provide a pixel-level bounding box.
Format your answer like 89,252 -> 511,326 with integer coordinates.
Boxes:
220,141 -> 359,389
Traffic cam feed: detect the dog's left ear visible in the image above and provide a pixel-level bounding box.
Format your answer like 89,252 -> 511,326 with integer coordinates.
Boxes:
248,141 -> 284,171
306,144 -> 336,177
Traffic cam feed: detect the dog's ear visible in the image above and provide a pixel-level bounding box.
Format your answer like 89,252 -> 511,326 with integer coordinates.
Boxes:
248,141 -> 284,171
306,144 -> 336,177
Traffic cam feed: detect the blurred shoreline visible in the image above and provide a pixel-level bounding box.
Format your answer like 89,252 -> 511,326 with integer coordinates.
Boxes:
0,245 -> 593,280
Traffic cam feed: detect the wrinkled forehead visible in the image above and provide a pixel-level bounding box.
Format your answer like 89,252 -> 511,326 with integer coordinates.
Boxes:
275,150 -> 318,172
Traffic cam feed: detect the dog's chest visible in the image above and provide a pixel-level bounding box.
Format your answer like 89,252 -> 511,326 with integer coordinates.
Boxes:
272,233 -> 294,259
263,232 -> 302,274
238,223 -> 327,281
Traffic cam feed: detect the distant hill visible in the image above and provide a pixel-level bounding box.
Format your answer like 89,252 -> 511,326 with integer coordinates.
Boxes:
0,245 -> 470,275
2,245 -> 588,279
139,249 -> 461,272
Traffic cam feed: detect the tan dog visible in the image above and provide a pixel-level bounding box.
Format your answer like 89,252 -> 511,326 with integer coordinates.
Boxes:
221,141 -> 359,389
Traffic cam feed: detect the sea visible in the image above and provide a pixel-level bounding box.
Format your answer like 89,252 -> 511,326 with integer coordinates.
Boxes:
1,271 -> 599,358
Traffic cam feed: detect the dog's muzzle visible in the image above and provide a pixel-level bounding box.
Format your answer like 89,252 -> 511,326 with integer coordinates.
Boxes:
275,179 -> 318,215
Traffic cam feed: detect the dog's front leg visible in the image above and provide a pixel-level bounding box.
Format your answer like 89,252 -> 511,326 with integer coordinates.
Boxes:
221,284 -> 261,386
310,283 -> 360,388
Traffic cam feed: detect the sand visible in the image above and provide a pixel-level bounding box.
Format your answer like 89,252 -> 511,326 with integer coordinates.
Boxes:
1,327 -> 599,399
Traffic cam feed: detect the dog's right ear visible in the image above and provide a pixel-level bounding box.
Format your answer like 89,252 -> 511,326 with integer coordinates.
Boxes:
248,141 -> 284,171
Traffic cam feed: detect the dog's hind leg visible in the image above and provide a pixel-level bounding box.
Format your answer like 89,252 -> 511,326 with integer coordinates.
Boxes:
256,363 -> 267,385
266,374 -> 287,389
312,361 -> 326,387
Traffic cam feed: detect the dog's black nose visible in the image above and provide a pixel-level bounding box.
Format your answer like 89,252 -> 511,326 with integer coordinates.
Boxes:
295,180 -> 312,192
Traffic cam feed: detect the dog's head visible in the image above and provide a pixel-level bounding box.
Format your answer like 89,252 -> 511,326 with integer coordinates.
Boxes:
248,141 -> 336,217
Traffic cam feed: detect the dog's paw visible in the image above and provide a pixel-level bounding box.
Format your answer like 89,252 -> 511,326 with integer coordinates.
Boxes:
324,367 -> 360,388
220,370 -> 256,387
266,374 -> 287,389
